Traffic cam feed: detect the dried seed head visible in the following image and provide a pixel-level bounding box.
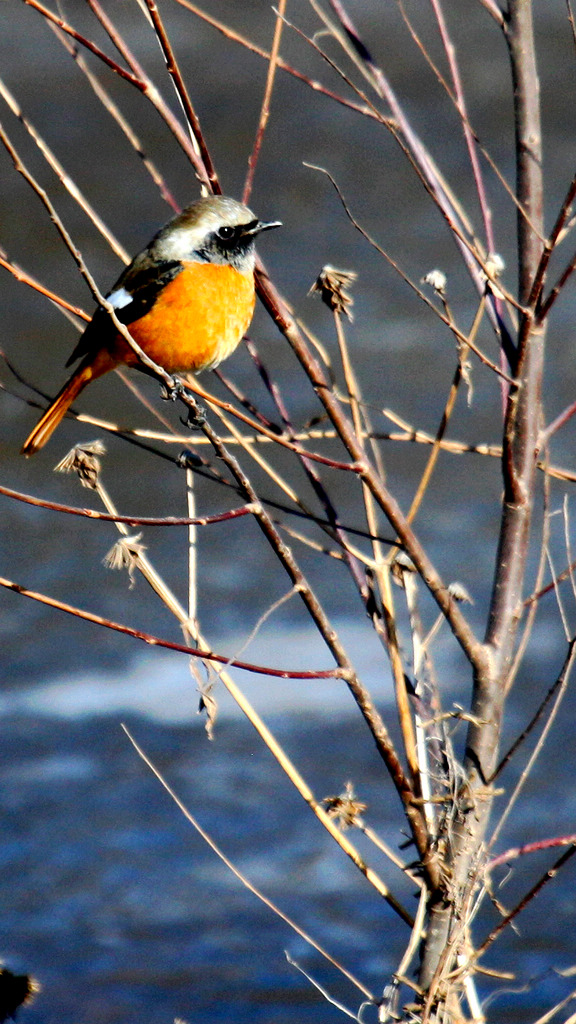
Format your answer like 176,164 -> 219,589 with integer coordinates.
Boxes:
482,253 -> 506,299
309,265 -> 357,319
448,581 -> 474,604
55,440 -> 106,489
422,268 -> 447,295
391,551 -> 416,587
323,781 -> 367,829
485,252 -> 505,278
104,533 -> 146,587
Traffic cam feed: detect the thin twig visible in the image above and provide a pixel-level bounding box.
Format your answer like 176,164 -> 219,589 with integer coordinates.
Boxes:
487,834 -> 576,872
142,0 -> 218,192
49,20 -> 179,211
476,844 -> 576,960
0,573 -> 344,679
0,74 -> 128,261
304,164 -> 516,381
0,481 -> 257,528
405,295 -> 486,527
122,724 -> 375,999
243,0 -> 286,204
489,639 -> 576,850
173,0 -> 379,120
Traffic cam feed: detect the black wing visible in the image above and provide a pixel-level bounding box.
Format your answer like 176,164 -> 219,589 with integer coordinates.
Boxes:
66,259 -> 183,367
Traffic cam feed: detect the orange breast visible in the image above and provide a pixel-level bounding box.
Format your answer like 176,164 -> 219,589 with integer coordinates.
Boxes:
113,261 -> 256,374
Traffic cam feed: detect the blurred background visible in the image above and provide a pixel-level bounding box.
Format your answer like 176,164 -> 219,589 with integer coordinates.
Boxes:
1,2 -> 576,1022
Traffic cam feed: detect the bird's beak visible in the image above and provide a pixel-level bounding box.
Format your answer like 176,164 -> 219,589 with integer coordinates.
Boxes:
249,219 -> 282,236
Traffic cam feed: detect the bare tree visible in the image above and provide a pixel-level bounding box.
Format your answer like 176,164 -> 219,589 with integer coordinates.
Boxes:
2,2 -> 576,1022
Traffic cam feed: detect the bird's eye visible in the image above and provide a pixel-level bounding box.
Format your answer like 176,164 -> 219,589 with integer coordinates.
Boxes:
217,225 -> 235,241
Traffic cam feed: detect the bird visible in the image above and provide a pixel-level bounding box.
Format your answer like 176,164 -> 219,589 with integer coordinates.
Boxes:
21,195 -> 281,455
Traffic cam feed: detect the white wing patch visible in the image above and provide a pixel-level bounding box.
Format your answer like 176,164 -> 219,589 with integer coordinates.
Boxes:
107,286 -> 133,309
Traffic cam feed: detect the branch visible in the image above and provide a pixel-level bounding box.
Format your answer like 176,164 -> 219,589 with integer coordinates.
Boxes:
477,844 -> 576,959
125,728 -> 376,997
256,264 -> 488,681
0,482 -> 258,528
24,0 -> 213,189
484,0 -> 545,673
0,573 -> 344,679
175,388 -> 439,884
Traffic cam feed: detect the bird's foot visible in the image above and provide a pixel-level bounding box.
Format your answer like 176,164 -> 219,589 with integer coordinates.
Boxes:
160,376 -> 185,401
184,404 -> 207,429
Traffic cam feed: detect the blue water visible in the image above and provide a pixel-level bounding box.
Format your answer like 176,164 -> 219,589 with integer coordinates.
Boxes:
2,632 -> 576,1024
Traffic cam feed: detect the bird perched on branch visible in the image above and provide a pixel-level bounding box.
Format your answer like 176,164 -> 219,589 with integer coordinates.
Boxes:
21,195 -> 281,455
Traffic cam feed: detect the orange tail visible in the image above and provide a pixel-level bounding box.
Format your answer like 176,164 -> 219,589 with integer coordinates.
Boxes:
21,354 -> 111,456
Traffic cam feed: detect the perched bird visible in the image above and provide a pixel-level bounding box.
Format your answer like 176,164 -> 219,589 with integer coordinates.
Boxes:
21,195 -> 280,455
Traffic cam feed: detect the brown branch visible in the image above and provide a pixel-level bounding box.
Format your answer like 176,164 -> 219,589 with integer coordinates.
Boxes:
487,834 -> 576,872
524,554 -> 576,605
0,482 -> 257,528
175,387 -> 439,885
484,0 -> 545,671
23,0 -> 143,85
0,574 -> 344,680
49,21 -> 179,212
142,0 -> 219,193
243,0 -> 286,205
417,0 -> 546,998
256,264 -> 487,681
476,844 -> 576,959
24,0 -> 212,189
173,0 -> 379,120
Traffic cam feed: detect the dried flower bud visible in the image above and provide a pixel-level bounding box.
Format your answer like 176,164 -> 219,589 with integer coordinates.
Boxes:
391,551 -> 416,587
448,581 -> 474,604
485,252 -> 505,278
422,269 -> 447,295
482,253 -> 506,299
55,441 -> 106,490
198,682 -> 218,741
323,781 -> 367,829
104,533 -> 146,587
395,551 -> 416,572
309,265 -> 357,320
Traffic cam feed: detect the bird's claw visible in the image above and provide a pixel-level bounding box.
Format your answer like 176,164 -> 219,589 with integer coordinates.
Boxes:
161,377 -> 185,401
184,404 -> 207,429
